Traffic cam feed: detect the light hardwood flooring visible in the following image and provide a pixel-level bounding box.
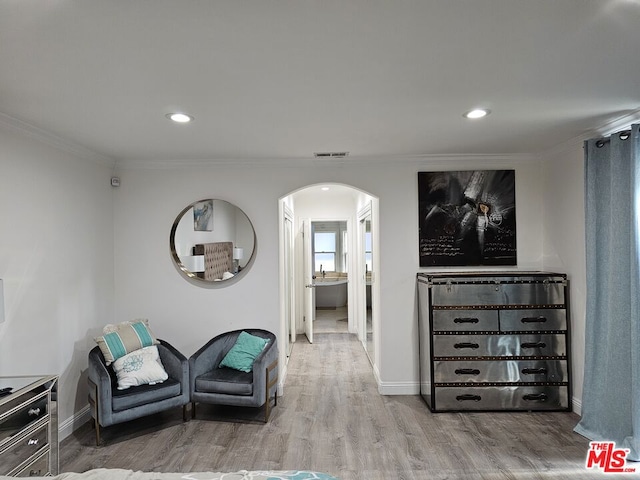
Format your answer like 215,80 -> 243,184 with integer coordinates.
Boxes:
60,333 -> 603,479
314,307 -> 349,334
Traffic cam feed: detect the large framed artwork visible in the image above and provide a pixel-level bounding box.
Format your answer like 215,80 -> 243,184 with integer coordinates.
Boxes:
418,170 -> 516,266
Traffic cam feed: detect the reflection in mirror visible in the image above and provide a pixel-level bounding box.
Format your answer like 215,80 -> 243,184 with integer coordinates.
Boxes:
364,216 -> 373,364
170,199 -> 255,283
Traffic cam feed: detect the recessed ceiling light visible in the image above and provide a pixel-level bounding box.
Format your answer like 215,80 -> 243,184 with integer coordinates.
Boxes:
463,109 -> 490,119
321,187 -> 330,191
166,113 -> 194,123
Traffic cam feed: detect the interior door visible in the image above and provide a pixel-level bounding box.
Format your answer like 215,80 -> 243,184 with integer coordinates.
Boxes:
358,215 -> 367,344
364,215 -> 374,363
284,215 -> 295,348
303,219 -> 315,343
358,205 -> 374,365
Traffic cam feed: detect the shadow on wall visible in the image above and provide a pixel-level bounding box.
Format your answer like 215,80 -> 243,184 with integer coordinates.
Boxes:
60,333 -> 100,438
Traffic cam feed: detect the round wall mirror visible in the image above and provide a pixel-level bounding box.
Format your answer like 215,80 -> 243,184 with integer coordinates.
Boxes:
170,199 -> 256,283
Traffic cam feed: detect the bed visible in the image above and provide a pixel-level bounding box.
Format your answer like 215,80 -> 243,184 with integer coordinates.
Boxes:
193,242 -> 234,281
6,469 -> 339,480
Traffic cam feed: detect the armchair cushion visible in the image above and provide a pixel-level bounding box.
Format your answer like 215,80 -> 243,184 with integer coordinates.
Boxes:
112,378 -> 181,411
111,345 -> 168,390
195,368 -> 253,396
219,331 -> 269,372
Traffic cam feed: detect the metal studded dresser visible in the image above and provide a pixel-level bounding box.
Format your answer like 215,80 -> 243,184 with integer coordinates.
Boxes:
417,271 -> 571,412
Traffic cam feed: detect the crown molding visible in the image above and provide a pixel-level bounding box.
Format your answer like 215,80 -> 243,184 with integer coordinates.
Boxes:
540,108 -> 640,160
0,111 -> 115,167
4,106 -> 638,170
117,152 -> 539,170
594,108 -> 640,137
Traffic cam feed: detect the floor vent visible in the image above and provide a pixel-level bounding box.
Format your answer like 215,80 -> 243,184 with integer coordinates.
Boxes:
313,152 -> 349,158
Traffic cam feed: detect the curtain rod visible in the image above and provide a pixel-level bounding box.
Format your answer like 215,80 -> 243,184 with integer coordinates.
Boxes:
595,129 -> 632,148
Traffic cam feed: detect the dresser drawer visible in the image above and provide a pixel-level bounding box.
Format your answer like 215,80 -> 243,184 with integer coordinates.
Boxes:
500,309 -> 566,331
433,334 -> 567,357
433,359 -> 569,383
13,450 -> 49,477
432,310 -> 499,331
433,385 -> 569,411
431,280 -> 565,306
0,423 -> 49,475
0,395 -> 48,448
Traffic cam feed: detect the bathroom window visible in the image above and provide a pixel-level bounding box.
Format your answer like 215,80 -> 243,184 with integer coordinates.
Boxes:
314,231 -> 336,271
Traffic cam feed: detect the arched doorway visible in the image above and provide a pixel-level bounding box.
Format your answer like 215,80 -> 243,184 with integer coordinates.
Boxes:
278,183 -> 380,383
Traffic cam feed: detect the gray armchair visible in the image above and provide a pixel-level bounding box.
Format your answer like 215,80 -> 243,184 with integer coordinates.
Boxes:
88,339 -> 189,445
189,329 -> 278,422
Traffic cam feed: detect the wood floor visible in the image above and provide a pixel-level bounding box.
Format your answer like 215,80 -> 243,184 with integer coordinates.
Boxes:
60,333 -> 604,480
314,307 -> 349,334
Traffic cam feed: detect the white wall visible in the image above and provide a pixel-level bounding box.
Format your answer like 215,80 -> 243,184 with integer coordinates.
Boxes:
114,158 -> 545,394
0,122 -> 115,433
541,142 -> 587,413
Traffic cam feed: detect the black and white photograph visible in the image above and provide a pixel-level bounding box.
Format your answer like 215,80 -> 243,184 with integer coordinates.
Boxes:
418,170 -> 516,266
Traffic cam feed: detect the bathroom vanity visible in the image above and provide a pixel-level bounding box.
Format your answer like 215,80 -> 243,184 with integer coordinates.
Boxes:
417,271 -> 571,412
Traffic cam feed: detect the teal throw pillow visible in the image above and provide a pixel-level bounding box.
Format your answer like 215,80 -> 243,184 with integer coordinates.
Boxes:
219,331 -> 269,372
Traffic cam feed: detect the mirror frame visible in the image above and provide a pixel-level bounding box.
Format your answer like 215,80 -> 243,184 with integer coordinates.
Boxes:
169,198 -> 256,285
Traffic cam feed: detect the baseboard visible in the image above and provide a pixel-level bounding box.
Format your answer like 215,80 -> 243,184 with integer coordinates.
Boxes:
58,405 -> 92,441
277,362 -> 288,396
572,396 -> 582,416
378,380 -> 420,395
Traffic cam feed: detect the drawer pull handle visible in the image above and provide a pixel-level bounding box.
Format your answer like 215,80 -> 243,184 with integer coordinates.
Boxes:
455,369 -> 480,375
27,439 -> 39,445
28,407 -> 41,416
454,317 -> 479,324
522,368 -> 548,375
456,394 -> 482,402
521,342 -> 546,349
454,343 -> 480,349
523,393 -> 548,402
521,316 -> 547,323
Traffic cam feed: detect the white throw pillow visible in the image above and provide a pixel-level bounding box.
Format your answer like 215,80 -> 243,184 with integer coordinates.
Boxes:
111,345 -> 168,390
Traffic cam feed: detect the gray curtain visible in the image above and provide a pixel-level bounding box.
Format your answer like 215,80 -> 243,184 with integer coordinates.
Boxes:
574,124 -> 640,460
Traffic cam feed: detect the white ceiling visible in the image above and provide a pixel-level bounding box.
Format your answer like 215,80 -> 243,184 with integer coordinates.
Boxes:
1,1 -> 639,164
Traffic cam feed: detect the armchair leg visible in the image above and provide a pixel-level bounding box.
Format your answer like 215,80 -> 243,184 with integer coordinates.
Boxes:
183,404 -> 188,422
265,359 -> 279,423
95,418 -> 101,447
191,402 -> 197,419
88,378 -> 101,446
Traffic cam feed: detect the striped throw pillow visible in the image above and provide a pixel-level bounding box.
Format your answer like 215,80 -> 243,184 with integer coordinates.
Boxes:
94,320 -> 159,365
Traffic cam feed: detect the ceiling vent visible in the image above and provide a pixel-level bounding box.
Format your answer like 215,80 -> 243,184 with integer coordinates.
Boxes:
313,152 -> 349,158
